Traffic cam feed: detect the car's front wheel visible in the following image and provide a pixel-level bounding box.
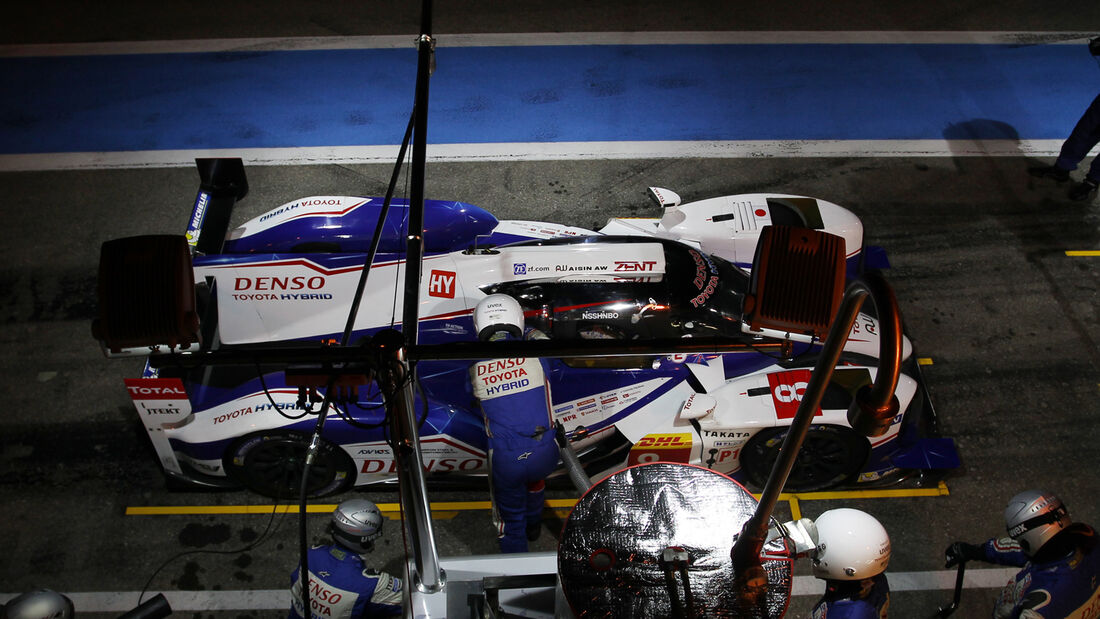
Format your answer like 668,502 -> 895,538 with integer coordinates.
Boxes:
739,424 -> 869,492
223,431 -> 355,499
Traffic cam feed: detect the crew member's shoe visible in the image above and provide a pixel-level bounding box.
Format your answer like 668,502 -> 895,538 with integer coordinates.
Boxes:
526,521 -> 542,542
1028,165 -> 1071,182
1068,178 -> 1099,201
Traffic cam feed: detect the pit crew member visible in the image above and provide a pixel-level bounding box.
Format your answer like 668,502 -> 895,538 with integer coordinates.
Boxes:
776,508 -> 892,618
470,294 -> 559,553
289,499 -> 402,618
2,589 -> 75,619
945,489 -> 1100,619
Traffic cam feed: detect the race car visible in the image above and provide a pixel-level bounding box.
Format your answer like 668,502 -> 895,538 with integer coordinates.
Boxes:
108,159 -> 955,498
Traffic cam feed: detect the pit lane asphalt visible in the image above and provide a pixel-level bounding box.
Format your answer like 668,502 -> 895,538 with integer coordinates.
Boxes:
3,2 -> 1100,618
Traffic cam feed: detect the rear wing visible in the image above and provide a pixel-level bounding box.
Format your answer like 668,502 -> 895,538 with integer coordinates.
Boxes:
92,234 -> 199,356
186,158 -> 248,255
93,158 -> 245,357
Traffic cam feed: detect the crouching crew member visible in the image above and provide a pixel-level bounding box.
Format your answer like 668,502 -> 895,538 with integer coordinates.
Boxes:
808,508 -> 892,618
471,294 -> 559,553
2,589 -> 75,619
289,499 -> 402,618
945,489 -> 1100,619
775,507 -> 892,617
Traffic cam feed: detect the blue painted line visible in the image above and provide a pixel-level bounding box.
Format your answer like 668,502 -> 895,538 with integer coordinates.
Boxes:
1,43 -> 1097,154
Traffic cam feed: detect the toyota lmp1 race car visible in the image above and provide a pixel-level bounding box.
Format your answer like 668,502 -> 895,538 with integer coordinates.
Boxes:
104,159 -> 956,499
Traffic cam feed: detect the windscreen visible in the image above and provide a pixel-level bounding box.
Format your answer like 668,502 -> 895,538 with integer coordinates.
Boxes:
490,238 -> 750,340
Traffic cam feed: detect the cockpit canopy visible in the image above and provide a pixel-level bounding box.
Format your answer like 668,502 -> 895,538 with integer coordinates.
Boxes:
484,237 -> 750,341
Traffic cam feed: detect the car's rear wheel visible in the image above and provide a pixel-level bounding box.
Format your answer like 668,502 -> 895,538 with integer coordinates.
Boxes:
739,425 -> 869,492
223,431 -> 355,499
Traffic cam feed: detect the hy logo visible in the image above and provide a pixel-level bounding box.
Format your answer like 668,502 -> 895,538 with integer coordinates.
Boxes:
428,270 -> 456,298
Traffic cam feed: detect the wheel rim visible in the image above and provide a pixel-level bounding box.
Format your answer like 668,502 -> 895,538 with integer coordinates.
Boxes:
743,426 -> 868,492
235,435 -> 347,499
789,432 -> 858,488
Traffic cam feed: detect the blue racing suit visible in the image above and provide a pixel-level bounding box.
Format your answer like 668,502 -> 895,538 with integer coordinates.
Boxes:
289,544 -> 402,618
1054,93 -> 1100,184
471,344 -> 558,553
976,524 -> 1100,619
810,573 -> 890,619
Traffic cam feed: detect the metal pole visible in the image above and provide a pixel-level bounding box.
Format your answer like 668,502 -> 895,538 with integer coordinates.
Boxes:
376,330 -> 445,593
401,0 -> 434,346
147,336 -> 782,369
554,422 -> 592,493
731,270 -> 903,597
393,0 -> 444,597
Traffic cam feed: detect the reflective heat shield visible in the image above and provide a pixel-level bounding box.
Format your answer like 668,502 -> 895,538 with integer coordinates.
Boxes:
558,462 -> 792,618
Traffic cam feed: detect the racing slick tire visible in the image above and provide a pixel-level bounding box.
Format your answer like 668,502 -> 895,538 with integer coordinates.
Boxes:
223,430 -> 355,499
739,424 -> 870,492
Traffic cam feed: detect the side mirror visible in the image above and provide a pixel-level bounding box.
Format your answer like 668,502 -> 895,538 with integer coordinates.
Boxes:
647,186 -> 681,208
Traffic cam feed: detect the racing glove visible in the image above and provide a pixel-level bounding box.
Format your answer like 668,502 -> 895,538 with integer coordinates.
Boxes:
944,542 -> 983,567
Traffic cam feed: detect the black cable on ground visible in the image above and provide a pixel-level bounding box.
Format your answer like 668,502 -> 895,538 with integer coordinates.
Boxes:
138,501 -> 289,606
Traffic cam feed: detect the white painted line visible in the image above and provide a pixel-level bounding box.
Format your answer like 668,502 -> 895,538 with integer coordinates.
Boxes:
0,36 -> 419,58
0,568 -> 1019,611
792,567 -> 1016,595
2,31 -> 1097,57
0,139 -> 1067,172
0,590 -> 290,613
885,567 -> 1018,592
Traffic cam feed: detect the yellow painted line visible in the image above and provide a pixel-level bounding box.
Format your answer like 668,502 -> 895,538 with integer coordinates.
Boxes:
377,500 -> 493,512
126,482 -> 949,517
125,501 -> 489,520
125,504 -> 339,516
775,480 -> 950,502
788,496 -> 802,521
1065,250 -> 1100,256
918,357 -> 933,366
423,511 -> 460,520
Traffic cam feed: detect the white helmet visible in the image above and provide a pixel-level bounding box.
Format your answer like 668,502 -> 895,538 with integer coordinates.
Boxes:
474,294 -> 524,341
1004,489 -> 1070,556
811,508 -> 891,580
330,499 -> 384,554
2,590 -> 74,619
